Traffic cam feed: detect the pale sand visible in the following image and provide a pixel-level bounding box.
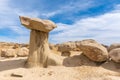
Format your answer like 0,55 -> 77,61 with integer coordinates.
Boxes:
0,55 -> 120,80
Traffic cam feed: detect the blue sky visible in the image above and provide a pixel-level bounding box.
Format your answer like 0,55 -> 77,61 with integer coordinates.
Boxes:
0,0 -> 120,45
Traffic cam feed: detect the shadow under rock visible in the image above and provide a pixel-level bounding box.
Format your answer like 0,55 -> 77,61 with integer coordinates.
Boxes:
63,53 -> 96,67
63,53 -> 120,73
101,60 -> 120,73
0,58 -> 27,71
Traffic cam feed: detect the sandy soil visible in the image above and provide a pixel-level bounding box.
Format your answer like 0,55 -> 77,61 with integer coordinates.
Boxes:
0,54 -> 120,80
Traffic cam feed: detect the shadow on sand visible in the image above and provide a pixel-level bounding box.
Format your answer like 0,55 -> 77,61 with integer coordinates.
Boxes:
0,58 -> 27,71
0,54 -> 120,73
63,53 -> 120,73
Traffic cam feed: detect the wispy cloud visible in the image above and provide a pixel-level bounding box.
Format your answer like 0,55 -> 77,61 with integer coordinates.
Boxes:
50,4 -> 120,44
0,0 -> 39,43
0,0 -> 120,45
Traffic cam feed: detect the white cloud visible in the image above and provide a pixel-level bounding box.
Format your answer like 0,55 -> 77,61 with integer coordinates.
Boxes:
50,5 -> 120,45
0,0 -> 39,43
0,0 -> 10,11
0,0 -> 120,45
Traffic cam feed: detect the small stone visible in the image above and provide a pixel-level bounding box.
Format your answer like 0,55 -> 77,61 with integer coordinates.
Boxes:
11,73 -> 23,77
48,71 -> 53,76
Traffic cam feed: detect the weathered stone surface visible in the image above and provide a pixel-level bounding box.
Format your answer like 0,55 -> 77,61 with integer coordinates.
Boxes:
61,51 -> 71,57
101,44 -> 109,51
20,16 -> 63,68
109,48 -> 120,63
19,16 -> 57,32
49,43 -> 58,51
78,39 -> 108,62
49,43 -> 61,55
17,47 -> 29,57
108,43 -> 120,52
1,49 -> 16,57
57,41 -> 79,52
56,41 -> 81,57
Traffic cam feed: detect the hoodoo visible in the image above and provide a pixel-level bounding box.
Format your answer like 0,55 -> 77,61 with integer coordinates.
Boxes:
19,16 -> 63,68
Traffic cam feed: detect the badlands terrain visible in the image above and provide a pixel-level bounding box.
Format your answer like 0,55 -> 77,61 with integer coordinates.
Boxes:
0,16 -> 120,80
0,40 -> 120,80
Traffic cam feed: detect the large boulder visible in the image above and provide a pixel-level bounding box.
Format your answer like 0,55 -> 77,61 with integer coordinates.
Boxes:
1,49 -> 17,57
109,48 -> 120,63
17,47 -> 29,57
108,43 -> 120,52
78,39 -> 108,62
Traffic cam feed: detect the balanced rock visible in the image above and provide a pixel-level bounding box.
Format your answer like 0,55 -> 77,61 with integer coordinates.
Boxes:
19,16 -> 56,32
20,16 -> 63,68
109,48 -> 120,63
17,47 -> 29,57
1,49 -> 16,57
108,43 -> 120,52
78,39 -> 108,62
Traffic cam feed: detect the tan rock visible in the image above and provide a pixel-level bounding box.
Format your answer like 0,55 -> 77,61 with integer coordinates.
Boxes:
17,47 -> 29,57
109,48 -> 120,63
101,44 -> 109,51
49,43 -> 58,51
1,49 -> 17,57
19,16 -> 57,32
12,44 -> 20,49
19,16 -> 63,68
109,43 -> 120,52
61,51 -> 71,57
49,43 -> 61,55
56,41 -> 81,57
78,39 -> 108,62
57,41 -> 79,52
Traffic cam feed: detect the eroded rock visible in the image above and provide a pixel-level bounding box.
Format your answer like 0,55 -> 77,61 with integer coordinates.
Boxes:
1,49 -> 17,57
78,39 -> 108,62
17,47 -> 29,57
109,48 -> 120,63
19,16 -> 63,68
109,43 -> 120,52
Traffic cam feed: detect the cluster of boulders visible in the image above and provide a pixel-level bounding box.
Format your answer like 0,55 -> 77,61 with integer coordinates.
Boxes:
0,42 -> 29,58
0,40 -> 120,63
51,39 -> 120,63
54,39 -> 108,62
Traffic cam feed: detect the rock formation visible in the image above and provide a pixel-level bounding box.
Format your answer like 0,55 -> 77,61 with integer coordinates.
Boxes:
108,43 -> 120,52
77,39 -> 108,62
19,16 -> 63,67
56,41 -> 80,56
17,47 -> 29,57
109,48 -> 120,63
1,49 -> 17,57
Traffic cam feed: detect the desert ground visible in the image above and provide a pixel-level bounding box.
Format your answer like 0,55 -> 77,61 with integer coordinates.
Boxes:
0,18 -> 120,80
0,52 -> 120,80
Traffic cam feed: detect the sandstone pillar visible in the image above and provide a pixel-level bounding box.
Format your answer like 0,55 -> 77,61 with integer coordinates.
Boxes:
19,16 -> 62,67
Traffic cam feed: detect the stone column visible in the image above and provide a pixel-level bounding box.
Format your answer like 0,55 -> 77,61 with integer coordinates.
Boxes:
19,16 -> 63,68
